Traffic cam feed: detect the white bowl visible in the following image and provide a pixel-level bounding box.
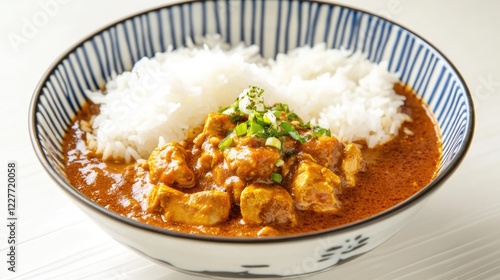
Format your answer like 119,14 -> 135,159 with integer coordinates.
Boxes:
30,0 -> 474,278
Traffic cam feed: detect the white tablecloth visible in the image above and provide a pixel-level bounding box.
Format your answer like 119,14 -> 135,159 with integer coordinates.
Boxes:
1,0 -> 499,279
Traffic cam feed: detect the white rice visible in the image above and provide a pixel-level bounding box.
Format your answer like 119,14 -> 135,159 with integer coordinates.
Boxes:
85,36 -> 410,162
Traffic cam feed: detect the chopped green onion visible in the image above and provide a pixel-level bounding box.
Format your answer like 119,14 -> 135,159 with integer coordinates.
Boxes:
251,111 -> 263,122
263,111 -> 275,125
230,115 -> 241,123
289,131 -> 305,143
274,103 -> 289,112
271,173 -> 283,184
218,135 -> 233,150
248,121 -> 264,135
266,127 -> 279,137
265,137 -> 282,150
304,134 -> 314,141
220,86 -> 334,148
235,122 -> 247,136
281,122 -> 305,143
275,159 -> 284,167
218,105 -> 230,113
254,132 -> 269,139
313,126 -> 332,137
280,121 -> 293,132
287,112 -> 299,121
263,114 -> 271,124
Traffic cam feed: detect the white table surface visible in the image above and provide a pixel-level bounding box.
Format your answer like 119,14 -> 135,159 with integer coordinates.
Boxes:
1,0 -> 499,279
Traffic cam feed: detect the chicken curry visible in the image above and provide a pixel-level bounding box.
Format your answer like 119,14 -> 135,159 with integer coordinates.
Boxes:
64,84 -> 441,237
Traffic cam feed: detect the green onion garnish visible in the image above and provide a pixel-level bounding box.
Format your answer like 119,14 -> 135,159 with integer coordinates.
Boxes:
218,135 -> 233,150
263,115 -> 272,124
265,137 -> 282,150
287,112 -> 299,121
230,115 -> 241,123
275,159 -> 284,167
281,122 -> 305,143
219,86 -> 335,150
235,122 -> 247,136
280,121 -> 293,132
271,173 -> 283,184
248,121 -> 264,135
313,126 -> 332,137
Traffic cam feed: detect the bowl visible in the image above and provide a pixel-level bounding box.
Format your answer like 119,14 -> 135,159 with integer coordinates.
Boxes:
29,0 -> 474,278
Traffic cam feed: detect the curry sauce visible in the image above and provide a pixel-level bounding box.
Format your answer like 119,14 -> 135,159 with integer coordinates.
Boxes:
63,84 -> 441,237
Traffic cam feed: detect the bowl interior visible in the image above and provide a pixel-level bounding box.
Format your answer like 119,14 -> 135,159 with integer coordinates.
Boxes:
30,0 -> 473,238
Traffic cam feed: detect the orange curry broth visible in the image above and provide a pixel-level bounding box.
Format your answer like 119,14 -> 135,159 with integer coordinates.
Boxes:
63,84 -> 441,237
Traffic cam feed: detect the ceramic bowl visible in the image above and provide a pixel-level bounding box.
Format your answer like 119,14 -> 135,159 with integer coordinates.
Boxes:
29,0 -> 474,278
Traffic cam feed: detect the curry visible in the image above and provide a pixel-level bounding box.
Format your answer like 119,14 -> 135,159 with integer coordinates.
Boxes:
63,84 -> 440,237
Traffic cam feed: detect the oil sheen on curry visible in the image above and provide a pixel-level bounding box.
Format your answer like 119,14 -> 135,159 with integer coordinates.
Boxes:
64,85 -> 441,237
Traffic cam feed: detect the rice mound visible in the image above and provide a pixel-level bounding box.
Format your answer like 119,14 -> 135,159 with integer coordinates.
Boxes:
85,36 -> 410,162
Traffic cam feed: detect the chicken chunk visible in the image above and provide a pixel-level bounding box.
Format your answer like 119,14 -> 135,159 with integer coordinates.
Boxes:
202,112 -> 235,138
223,176 -> 246,205
211,163 -> 246,205
291,159 -> 341,213
224,147 -> 280,182
191,113 -> 234,173
300,136 -> 343,170
193,137 -> 225,173
192,113 -> 235,174
240,183 -> 297,226
148,143 -> 195,187
341,143 -> 365,188
147,184 -> 230,226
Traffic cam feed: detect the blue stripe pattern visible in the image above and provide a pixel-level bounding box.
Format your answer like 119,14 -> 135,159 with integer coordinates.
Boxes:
32,0 -> 473,188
